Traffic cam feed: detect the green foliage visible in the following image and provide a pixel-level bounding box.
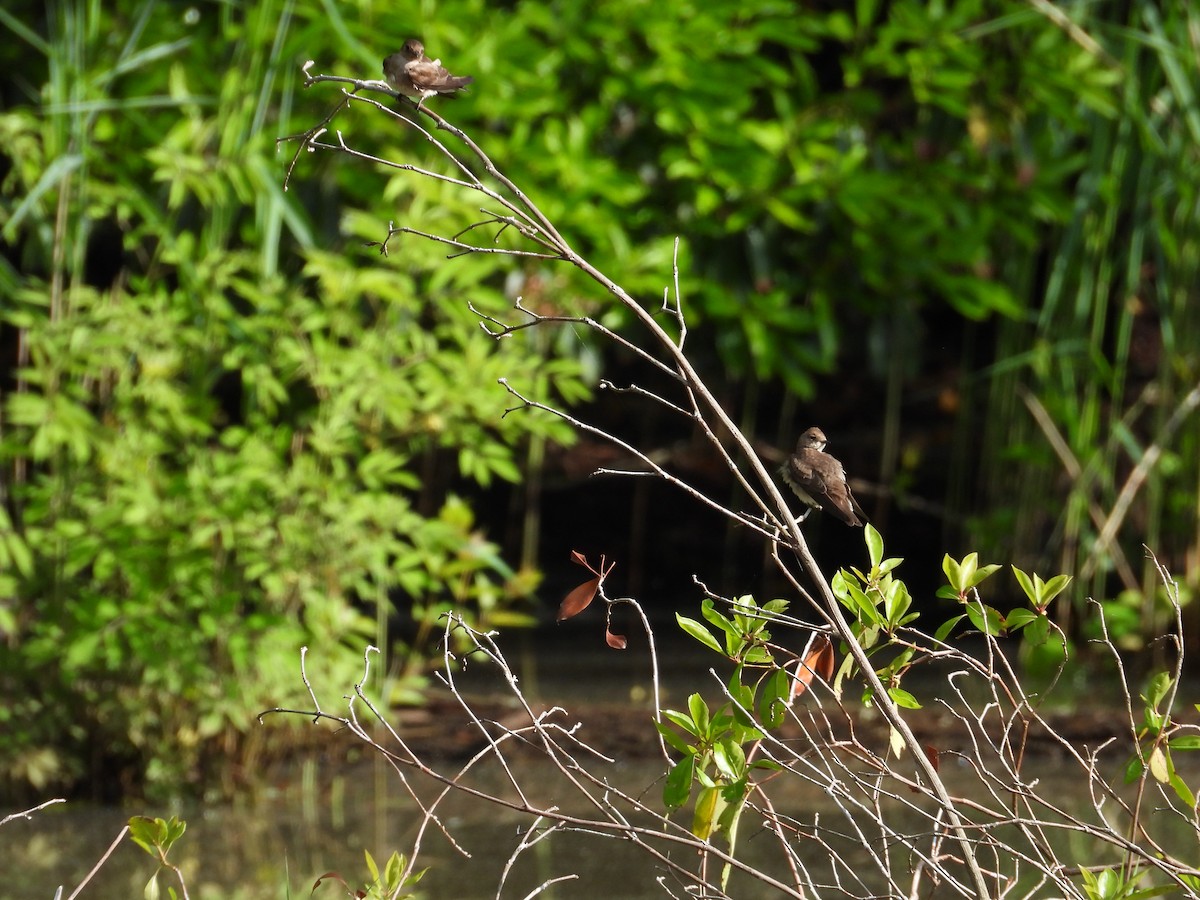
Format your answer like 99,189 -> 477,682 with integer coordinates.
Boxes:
0,0 -> 582,800
660,597 -> 792,891
128,815 -> 189,900
968,2 -> 1200,612
313,850 -> 425,900
410,0 -> 1120,395
667,532 -> 1196,894
1121,672 -> 1200,810
1080,865 -> 1180,900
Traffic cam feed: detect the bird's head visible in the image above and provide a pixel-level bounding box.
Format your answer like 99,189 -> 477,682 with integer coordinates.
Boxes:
400,38 -> 424,60
797,427 -> 828,452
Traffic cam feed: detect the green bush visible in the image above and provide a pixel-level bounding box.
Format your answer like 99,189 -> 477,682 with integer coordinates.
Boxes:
0,0 -> 582,800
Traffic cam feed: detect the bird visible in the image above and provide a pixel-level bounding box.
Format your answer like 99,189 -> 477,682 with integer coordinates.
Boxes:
780,426 -> 868,527
382,39 -> 473,110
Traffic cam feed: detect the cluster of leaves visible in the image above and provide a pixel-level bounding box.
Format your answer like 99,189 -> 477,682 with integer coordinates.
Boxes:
313,849 -> 424,900
667,528 -> 1200,898
660,596 -> 796,892
0,0 -> 584,800
413,0 -> 1123,394
129,815 -> 189,900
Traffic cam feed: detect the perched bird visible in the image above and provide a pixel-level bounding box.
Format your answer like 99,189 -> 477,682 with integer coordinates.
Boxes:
382,39 -> 473,109
780,427 -> 868,527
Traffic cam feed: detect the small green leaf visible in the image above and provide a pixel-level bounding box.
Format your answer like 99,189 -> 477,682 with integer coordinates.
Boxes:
1022,614 -> 1051,647
965,601 -> 1003,636
1039,573 -> 1073,605
383,851 -> 404,888
1146,672 -> 1172,709
687,694 -> 711,737
664,755 -> 695,809
934,614 -> 964,642
1149,746 -> 1170,783
1168,771 -> 1196,809
662,709 -> 700,737
712,739 -> 746,781
864,524 -> 883,568
677,614 -> 723,655
887,686 -> 922,710
1005,608 -> 1038,631
1011,565 -> 1036,603
655,721 -> 694,755
692,785 -> 722,840
700,599 -> 739,637
758,668 -> 790,729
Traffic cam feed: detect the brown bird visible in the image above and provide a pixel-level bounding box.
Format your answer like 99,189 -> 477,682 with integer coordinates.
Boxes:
382,39 -> 473,110
780,427 -> 868,527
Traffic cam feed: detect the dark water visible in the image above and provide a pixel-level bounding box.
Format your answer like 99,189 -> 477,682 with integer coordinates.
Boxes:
4,629 -> 1197,899
9,752 -> 1199,900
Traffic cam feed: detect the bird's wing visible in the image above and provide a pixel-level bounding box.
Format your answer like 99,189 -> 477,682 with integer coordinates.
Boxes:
796,454 -> 834,497
404,58 -> 446,88
405,58 -> 472,92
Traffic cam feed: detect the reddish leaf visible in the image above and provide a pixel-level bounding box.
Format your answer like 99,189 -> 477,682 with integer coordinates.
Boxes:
605,627 -> 628,650
924,744 -> 940,772
570,549 -> 590,569
791,634 -> 835,699
557,577 -> 599,622
311,871 -> 350,893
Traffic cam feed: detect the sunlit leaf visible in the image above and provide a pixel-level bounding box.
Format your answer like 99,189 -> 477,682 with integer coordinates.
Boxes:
556,577 -> 598,622
791,634 -> 834,699
604,627 -> 628,650
692,784 -> 721,839
664,755 -> 695,809
676,613 -> 723,654
1149,746 -> 1169,783
655,721 -> 693,755
759,668 -> 790,728
887,686 -> 921,710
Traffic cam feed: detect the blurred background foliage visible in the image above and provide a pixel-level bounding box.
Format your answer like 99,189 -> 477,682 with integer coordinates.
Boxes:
0,0 -> 1197,800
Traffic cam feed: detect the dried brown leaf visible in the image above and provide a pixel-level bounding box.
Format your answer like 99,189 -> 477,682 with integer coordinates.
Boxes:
605,628 -> 628,650
792,634 -> 835,698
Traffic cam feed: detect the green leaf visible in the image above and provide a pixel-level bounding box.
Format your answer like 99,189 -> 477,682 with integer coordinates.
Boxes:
655,721 -> 694,755
887,686 -> 921,710
662,709 -> 700,738
934,614 -> 964,642
758,668 -> 790,730
1168,770 -> 1196,809
692,784 -> 722,840
1022,614 -> 1051,647
687,694 -> 711,737
700,598 -> 739,637
384,851 -> 404,888
1004,608 -> 1038,631
1146,672 -> 1172,709
712,739 -> 746,781
1124,755 -> 1145,784
664,755 -> 695,810
676,614 -> 723,655
1011,565 -> 1036,603
965,601 -> 1003,636
864,523 -> 883,568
